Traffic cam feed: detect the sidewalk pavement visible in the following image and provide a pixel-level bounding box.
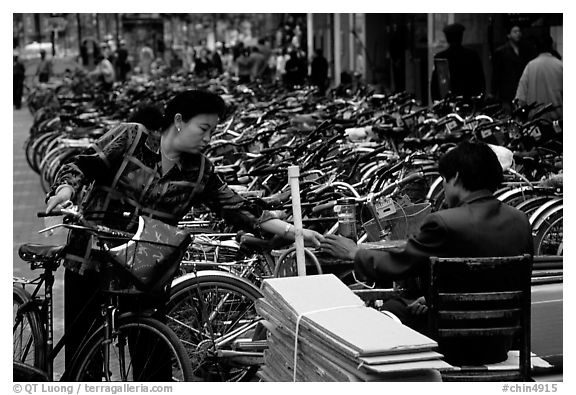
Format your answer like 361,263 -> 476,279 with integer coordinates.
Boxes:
13,104 -> 65,377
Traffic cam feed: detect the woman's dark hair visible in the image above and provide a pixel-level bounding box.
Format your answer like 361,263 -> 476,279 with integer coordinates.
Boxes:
438,142 -> 503,192
128,104 -> 164,132
162,90 -> 227,131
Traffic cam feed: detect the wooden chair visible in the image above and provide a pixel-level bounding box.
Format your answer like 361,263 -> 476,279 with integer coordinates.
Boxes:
428,254 -> 533,381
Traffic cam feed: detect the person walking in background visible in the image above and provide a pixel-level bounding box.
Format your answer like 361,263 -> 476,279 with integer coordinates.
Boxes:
275,48 -> 288,83
212,42 -> 224,76
431,23 -> 485,101
492,24 -> 530,113
236,48 -> 253,83
194,48 -> 214,78
284,50 -> 301,89
310,48 -> 329,95
249,46 -> 267,82
115,40 -> 131,82
138,45 -> 154,76
36,49 -> 52,84
515,34 -> 563,121
89,47 -> 116,91
13,54 -> 26,109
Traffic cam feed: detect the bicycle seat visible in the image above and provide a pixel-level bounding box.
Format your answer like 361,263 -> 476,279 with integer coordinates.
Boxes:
19,243 -> 66,263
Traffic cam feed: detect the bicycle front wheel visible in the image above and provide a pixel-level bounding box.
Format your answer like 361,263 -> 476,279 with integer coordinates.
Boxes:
70,316 -> 193,382
166,272 -> 264,382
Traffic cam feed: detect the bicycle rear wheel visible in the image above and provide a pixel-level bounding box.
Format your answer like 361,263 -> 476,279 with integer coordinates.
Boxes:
70,316 -> 193,382
166,272 -> 264,382
13,286 -> 45,370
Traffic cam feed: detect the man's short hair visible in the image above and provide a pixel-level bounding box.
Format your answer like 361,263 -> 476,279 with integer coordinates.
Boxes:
443,23 -> 465,45
438,142 -> 503,192
535,34 -> 554,54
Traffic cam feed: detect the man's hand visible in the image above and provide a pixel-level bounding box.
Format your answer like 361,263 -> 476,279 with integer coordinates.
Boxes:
319,234 -> 360,260
407,296 -> 428,315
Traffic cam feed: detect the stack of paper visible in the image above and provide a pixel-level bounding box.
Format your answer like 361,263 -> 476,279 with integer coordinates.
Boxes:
256,274 -> 452,382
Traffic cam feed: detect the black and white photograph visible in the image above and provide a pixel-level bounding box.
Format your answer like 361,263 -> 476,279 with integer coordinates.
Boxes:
11,6 -> 565,388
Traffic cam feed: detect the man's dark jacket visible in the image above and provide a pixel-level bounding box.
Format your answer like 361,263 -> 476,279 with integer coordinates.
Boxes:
354,190 -> 533,365
431,44 -> 486,100
492,42 -> 529,103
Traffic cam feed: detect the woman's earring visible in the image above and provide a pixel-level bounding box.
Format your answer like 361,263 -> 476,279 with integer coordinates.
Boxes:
176,127 -> 181,133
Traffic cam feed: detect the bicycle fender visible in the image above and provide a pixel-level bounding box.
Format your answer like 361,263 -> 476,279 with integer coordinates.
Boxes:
529,199 -> 563,230
425,175 -> 443,201
170,270 -> 262,296
531,204 -> 563,234
496,186 -> 533,202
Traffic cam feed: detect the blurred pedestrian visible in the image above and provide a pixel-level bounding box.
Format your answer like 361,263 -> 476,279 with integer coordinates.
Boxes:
194,48 -> 214,78
431,23 -> 485,101
492,24 -> 529,113
212,42 -> 224,75
275,48 -> 288,83
249,46 -> 267,81
139,45 -> 154,76
13,54 -> 26,109
283,50 -> 299,88
236,48 -> 253,83
115,40 -> 131,82
182,41 -> 195,73
89,51 -> 116,90
221,45 -> 234,74
36,49 -> 53,84
515,34 -> 562,121
310,48 -> 329,95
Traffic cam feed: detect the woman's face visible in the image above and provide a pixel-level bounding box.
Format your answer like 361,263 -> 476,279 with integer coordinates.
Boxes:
173,113 -> 219,154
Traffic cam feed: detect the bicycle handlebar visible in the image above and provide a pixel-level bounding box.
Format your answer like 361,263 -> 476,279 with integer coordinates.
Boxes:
37,207 -> 134,239
310,171 -> 424,213
37,210 -> 64,218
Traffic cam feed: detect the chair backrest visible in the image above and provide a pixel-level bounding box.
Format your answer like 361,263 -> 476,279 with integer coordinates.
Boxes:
428,254 -> 533,381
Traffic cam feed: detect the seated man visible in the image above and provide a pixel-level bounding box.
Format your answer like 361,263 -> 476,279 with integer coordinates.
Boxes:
320,141 -> 533,365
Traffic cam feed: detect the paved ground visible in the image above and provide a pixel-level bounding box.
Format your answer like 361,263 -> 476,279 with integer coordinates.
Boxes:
13,104 -> 66,377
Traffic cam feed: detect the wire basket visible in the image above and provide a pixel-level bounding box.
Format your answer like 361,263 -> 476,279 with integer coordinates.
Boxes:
363,202 -> 432,242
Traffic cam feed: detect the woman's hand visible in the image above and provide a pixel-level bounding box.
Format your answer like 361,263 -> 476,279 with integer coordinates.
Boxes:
46,186 -> 74,213
319,234 -> 360,260
302,229 -> 324,248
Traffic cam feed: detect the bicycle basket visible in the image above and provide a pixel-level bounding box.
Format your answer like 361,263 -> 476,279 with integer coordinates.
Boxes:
363,202 -> 432,242
106,216 -> 191,294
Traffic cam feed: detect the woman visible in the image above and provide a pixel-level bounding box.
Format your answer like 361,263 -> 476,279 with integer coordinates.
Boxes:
46,90 -> 324,375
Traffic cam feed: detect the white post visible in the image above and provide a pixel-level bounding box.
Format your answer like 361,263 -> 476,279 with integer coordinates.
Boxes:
334,13 -> 341,86
288,166 -> 306,276
307,13 -> 314,76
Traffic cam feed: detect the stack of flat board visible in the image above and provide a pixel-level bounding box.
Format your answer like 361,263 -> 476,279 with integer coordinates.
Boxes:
256,274 -> 452,382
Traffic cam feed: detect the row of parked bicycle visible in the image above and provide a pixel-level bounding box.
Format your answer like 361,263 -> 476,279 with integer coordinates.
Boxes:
15,73 -> 563,381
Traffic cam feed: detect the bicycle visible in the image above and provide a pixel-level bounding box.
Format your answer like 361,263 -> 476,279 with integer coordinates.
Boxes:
13,207 -> 194,381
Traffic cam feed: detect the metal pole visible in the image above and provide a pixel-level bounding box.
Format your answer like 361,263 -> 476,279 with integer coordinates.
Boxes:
77,13 -> 82,56
115,13 -> 121,48
334,13 -> 341,86
288,166 -> 306,276
349,13 -> 355,72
